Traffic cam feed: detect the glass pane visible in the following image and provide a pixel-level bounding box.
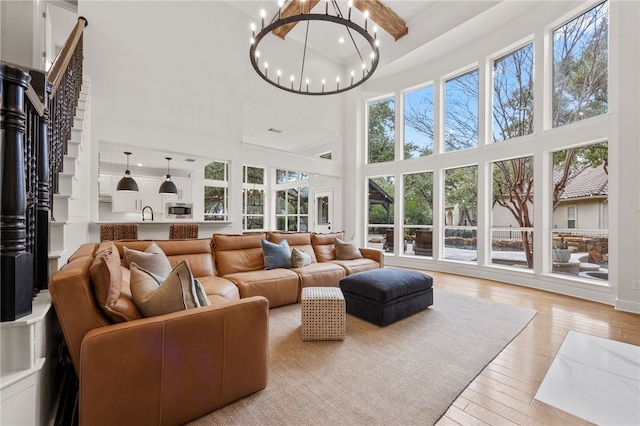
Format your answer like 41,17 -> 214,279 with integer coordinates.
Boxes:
367,176 -> 395,251
317,196 -> 329,225
299,186 -> 308,214
444,70 -> 478,152
276,190 -> 286,214
245,216 -> 264,230
368,97 -> 395,163
204,162 -> 227,181
287,188 -> 299,214
493,43 -> 534,142
444,166 -> 477,262
276,169 -> 287,184
551,142 -> 608,279
403,172 -> 433,226
246,166 -> 264,184
492,156 -> 534,268
403,85 -> 434,158
444,166 -> 478,226
299,216 -> 309,232
204,186 -> 227,221
247,189 -> 264,214
287,216 -> 298,231
276,216 -> 286,231
553,1 -> 608,127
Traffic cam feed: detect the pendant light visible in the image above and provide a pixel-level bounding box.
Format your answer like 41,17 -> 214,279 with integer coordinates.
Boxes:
159,157 -> 178,194
116,151 -> 139,192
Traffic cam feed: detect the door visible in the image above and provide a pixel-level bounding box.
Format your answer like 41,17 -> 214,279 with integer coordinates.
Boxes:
314,190 -> 332,233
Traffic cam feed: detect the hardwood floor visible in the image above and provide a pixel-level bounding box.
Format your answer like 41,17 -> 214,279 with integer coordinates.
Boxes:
426,270 -> 640,426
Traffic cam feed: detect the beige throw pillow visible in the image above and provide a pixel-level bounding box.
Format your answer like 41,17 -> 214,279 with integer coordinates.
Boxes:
291,248 -> 312,268
130,260 -> 210,317
335,238 -> 363,260
124,242 -> 173,278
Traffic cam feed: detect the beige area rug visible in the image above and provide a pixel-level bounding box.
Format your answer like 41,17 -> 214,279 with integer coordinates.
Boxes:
190,289 -> 536,426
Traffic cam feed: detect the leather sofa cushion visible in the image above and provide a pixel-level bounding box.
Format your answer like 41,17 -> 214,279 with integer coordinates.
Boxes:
114,239 -> 217,278
197,276 -> 240,301
335,238 -> 364,260
311,232 -> 344,262
89,243 -> 143,323
267,232 -> 318,263
124,242 -> 173,278
213,233 -> 266,276
129,260 -> 209,317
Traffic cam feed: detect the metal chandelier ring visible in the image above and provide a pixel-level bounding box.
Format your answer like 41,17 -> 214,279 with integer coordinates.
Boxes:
249,13 -> 380,96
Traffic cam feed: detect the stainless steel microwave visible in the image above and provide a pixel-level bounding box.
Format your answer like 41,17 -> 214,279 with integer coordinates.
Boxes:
166,202 -> 193,219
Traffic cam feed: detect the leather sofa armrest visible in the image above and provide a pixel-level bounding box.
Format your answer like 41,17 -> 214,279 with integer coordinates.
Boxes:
359,247 -> 384,267
78,296 -> 269,426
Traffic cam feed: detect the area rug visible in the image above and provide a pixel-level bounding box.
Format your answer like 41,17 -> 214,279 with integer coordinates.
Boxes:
189,289 -> 536,426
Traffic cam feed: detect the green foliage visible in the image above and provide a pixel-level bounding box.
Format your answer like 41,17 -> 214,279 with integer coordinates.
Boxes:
445,166 -> 478,226
368,98 -> 395,163
553,1 -> 608,127
204,161 -> 227,181
403,172 -> 433,225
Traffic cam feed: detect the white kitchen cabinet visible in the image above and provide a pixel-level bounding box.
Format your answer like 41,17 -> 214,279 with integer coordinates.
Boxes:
160,177 -> 193,205
110,175 -> 163,213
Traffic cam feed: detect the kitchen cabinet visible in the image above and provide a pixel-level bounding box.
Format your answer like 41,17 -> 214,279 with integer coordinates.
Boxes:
110,175 -> 163,213
160,177 -> 193,205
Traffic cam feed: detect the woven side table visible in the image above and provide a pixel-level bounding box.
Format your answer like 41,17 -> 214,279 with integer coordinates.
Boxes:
301,287 -> 346,341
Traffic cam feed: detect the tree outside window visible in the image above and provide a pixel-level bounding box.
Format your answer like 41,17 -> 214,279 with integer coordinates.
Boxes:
493,43 -> 534,142
444,70 -> 479,152
491,156 -> 534,269
366,176 -> 395,251
553,1 -> 608,127
403,85 -> 434,158
551,142 -> 608,279
243,166 -> 265,230
444,166 -> 478,262
204,161 -> 228,221
275,169 -> 308,231
367,97 -> 395,163
403,171 -> 433,256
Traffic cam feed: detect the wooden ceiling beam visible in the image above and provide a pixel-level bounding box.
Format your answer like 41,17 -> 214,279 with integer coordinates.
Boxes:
272,0 -> 321,40
353,0 -> 408,41
272,0 -> 408,42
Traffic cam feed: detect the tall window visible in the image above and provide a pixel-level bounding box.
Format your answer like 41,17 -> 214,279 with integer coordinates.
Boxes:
444,69 -> 478,152
493,43 -> 534,142
443,166 -> 478,262
403,172 -> 433,256
367,96 -> 395,163
403,85 -> 434,158
367,176 -> 395,251
553,1 -> 608,127
275,169 -> 308,231
491,157 -> 534,269
242,166 -> 265,231
551,142 -> 608,280
203,161 -> 228,221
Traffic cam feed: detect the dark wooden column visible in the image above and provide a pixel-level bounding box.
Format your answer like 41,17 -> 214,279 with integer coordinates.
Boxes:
1,63 -> 34,321
30,70 -> 52,290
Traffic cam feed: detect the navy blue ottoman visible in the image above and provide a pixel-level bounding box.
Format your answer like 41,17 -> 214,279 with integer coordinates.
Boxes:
339,268 -> 433,326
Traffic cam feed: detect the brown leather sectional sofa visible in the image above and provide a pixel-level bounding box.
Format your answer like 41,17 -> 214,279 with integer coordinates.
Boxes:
49,231 -> 382,425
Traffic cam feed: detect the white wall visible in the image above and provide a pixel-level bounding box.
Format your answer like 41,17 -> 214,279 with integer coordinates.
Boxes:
78,0 -> 346,233
345,1 -> 640,312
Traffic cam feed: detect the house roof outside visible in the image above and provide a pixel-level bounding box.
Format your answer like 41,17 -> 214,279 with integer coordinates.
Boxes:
556,164 -> 608,201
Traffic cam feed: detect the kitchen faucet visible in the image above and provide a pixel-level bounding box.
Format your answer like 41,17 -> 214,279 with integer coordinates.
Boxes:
142,205 -> 154,221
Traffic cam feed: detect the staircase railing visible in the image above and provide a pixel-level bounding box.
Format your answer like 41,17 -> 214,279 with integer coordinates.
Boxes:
1,17 -> 88,322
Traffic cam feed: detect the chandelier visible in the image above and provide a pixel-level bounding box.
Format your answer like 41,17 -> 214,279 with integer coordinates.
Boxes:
250,0 -> 397,96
